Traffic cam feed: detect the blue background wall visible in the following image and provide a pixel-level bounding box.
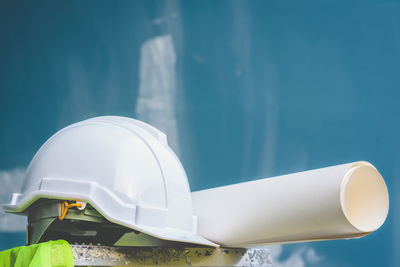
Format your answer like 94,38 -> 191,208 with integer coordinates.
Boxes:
1,1 -> 399,266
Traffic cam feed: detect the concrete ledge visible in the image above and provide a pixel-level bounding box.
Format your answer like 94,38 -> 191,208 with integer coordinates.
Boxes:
71,244 -> 272,266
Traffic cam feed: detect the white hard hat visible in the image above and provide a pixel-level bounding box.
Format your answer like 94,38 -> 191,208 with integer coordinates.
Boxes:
3,116 -> 216,246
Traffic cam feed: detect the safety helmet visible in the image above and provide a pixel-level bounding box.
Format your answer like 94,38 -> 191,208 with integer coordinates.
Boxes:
3,116 -> 216,247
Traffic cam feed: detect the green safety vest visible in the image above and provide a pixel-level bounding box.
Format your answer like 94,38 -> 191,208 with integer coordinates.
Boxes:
0,240 -> 73,267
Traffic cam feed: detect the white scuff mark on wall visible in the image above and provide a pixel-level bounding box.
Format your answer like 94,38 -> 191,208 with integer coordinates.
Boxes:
135,35 -> 180,153
58,57 -> 95,127
231,1 -> 279,177
0,167 -> 26,231
305,246 -> 324,264
268,245 -> 324,267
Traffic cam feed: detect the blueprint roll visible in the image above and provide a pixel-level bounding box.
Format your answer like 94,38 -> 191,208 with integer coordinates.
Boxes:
192,161 -> 389,247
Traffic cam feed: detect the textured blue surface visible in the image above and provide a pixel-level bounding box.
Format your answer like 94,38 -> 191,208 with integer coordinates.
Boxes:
0,1 -> 399,266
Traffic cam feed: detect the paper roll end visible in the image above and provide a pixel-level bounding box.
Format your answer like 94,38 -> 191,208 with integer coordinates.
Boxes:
341,162 -> 389,232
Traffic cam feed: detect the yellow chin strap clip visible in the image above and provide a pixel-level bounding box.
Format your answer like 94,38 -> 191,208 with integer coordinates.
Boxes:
59,201 -> 83,220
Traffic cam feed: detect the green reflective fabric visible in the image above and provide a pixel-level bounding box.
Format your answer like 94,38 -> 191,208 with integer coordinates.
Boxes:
0,240 -> 73,267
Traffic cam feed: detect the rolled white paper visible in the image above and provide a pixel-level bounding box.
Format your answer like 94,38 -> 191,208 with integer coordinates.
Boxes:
192,161 -> 389,247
